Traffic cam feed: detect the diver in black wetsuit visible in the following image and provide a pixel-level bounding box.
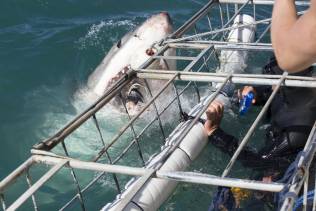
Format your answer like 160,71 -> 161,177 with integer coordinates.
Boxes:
205,57 -> 316,210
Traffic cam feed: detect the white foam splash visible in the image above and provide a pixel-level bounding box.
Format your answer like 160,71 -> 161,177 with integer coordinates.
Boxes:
77,19 -> 136,50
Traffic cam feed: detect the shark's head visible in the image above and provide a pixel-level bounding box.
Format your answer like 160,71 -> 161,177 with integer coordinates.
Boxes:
87,12 -> 175,115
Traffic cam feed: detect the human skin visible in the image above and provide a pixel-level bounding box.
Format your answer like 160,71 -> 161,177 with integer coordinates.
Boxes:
271,0 -> 316,72
204,101 -> 224,136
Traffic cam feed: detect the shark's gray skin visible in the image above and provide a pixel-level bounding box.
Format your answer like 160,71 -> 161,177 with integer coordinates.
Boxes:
87,12 -> 175,115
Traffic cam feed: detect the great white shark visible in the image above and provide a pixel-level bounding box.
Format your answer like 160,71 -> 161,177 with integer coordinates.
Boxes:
87,12 -> 175,115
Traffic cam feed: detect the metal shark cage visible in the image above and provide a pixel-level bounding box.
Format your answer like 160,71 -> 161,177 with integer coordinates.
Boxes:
1,0 -> 315,210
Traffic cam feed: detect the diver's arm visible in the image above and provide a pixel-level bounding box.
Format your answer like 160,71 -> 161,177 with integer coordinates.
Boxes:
205,102 -> 262,164
208,128 -> 263,164
272,0 -> 316,72
208,128 -> 239,156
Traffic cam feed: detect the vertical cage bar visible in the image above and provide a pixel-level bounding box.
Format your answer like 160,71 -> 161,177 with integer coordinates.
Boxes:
105,151 -> 121,193
194,24 -> 199,39
144,79 -> 167,141
202,54 -> 210,71
313,169 -> 316,211
226,4 -> 230,22
61,141 -> 86,211
192,24 -> 203,106
218,3 -> 224,38
0,194 -> 6,211
120,93 -> 146,166
206,13 -> 213,31
193,82 -> 201,103
92,114 -> 106,148
253,0 -> 256,21
256,23 -> 271,43
303,171 -> 309,211
26,170 -> 38,211
172,82 -> 184,120
92,114 -> 122,193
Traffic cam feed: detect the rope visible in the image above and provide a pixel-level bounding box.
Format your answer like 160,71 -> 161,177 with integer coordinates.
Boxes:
180,111 -> 205,124
294,190 -> 315,211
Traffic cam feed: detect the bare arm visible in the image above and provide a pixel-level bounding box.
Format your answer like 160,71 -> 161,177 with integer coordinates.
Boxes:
271,0 -> 316,72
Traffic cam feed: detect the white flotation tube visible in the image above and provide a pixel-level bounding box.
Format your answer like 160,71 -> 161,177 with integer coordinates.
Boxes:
102,95 -> 212,211
218,14 -> 256,75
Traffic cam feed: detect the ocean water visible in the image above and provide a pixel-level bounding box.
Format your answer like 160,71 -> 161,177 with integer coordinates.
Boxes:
0,0 -> 285,210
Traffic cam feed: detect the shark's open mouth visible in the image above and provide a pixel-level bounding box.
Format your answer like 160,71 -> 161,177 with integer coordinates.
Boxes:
126,83 -> 144,105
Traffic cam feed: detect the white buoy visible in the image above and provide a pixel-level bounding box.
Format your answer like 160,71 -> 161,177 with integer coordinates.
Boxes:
218,14 -> 256,75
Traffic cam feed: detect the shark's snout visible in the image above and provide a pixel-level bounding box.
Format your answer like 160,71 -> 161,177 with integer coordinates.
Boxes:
160,11 -> 172,25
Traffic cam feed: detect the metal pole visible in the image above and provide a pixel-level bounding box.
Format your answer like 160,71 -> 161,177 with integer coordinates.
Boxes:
91,114 -> 121,193
0,194 -> 6,211
206,13 -> 213,31
255,24 -> 271,43
61,142 -> 86,211
92,114 -> 106,148
303,171 -> 309,211
156,170 -> 284,192
136,70 -> 316,88
166,17 -> 271,44
32,154 -> 285,192
168,41 -> 272,48
120,93 -> 146,165
172,82 -> 185,120
143,79 -> 167,140
25,170 -> 38,211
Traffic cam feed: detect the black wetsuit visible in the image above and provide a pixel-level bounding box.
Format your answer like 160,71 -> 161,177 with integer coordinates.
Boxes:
209,57 -> 316,176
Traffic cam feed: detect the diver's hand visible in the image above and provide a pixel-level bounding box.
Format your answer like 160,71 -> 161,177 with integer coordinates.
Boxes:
204,101 -> 224,136
238,86 -> 256,104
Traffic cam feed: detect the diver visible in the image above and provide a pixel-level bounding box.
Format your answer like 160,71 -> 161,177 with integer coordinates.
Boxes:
205,57 -> 316,210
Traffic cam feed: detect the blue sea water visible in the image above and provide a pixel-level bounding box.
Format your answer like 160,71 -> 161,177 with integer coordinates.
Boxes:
0,0 -> 286,210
